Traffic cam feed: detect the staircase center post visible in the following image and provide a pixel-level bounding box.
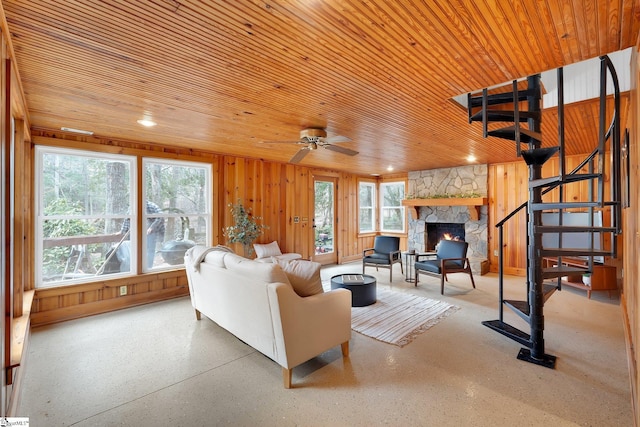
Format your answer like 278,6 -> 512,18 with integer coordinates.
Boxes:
526,75 -> 547,362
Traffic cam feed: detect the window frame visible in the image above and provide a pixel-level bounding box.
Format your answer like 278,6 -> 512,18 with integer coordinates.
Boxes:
379,181 -> 406,233
35,146 -> 137,288
358,181 -> 376,233
141,158 -> 212,273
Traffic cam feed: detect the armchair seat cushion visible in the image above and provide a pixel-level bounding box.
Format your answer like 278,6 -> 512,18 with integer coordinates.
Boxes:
414,260 -> 440,274
364,253 -> 393,263
415,259 -> 465,274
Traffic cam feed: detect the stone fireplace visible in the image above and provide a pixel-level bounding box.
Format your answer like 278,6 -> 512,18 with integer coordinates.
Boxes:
407,165 -> 488,274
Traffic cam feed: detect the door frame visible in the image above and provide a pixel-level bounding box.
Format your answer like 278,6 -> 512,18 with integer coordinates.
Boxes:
312,175 -> 338,265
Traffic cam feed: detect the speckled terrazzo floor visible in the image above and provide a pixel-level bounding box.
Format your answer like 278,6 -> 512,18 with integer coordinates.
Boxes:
18,263 -> 632,426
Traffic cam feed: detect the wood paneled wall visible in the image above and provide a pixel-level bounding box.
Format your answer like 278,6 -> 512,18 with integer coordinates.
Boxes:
623,46 -> 639,427
1,11 -> 33,413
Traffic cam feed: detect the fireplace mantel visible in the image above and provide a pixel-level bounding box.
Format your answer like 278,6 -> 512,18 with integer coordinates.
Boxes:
402,197 -> 488,220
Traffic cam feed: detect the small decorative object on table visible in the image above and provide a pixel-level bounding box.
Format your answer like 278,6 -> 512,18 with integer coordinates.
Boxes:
342,274 -> 365,284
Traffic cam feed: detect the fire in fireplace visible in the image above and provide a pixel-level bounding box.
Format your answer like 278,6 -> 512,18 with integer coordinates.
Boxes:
425,222 -> 465,251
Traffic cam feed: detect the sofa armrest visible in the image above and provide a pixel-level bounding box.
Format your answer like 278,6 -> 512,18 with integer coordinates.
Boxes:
267,283 -> 351,370
363,248 -> 375,256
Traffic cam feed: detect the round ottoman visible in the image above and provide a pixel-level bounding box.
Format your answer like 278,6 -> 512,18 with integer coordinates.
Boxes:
330,274 -> 377,307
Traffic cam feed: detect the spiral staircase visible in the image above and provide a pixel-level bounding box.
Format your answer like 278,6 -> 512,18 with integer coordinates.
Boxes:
466,56 -> 623,368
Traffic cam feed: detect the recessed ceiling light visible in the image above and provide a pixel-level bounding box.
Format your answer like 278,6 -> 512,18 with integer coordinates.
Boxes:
60,127 -> 94,135
137,118 -> 157,127
466,155 -> 477,162
386,165 -> 394,171
137,111 -> 157,127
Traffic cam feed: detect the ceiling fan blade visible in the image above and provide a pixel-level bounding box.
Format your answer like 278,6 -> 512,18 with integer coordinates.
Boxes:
290,148 -> 310,163
325,135 -> 351,144
260,140 -> 303,144
324,144 -> 358,156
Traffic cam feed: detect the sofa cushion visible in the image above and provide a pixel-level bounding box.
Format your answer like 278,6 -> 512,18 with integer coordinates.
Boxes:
224,253 -> 291,285
254,241 -> 283,259
276,259 -> 323,297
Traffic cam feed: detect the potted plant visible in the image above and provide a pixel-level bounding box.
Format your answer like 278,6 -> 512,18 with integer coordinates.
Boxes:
582,273 -> 592,286
223,200 -> 268,257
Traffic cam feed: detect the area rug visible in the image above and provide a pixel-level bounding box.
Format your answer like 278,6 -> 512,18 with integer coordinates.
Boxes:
349,289 -> 459,347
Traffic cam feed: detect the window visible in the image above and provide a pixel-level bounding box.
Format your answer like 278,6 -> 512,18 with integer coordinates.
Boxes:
142,159 -> 211,272
36,147 -> 136,287
35,147 -> 212,287
380,182 -> 405,232
359,182 -> 376,232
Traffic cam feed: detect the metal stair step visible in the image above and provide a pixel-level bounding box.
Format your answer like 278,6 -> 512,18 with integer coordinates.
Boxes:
469,110 -> 540,123
531,201 -> 602,210
487,126 -> 542,143
542,265 -> 588,279
521,147 -> 559,165
468,89 -> 537,107
529,173 -> 601,189
541,248 -> 611,257
482,320 -> 531,347
535,225 -> 617,233
504,299 -> 530,321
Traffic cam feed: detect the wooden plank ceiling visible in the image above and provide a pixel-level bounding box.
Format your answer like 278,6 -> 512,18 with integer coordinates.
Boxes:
2,0 -> 639,175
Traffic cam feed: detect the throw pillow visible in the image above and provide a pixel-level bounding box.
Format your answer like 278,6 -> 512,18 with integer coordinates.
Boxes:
254,241 -> 283,259
276,259 -> 323,297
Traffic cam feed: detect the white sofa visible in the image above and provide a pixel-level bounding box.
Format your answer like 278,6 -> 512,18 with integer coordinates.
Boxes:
184,245 -> 352,388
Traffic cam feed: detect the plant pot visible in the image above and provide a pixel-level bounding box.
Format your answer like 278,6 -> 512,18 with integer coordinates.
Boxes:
582,275 -> 591,286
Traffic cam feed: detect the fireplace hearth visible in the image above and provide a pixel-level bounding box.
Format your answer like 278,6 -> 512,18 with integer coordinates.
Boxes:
425,222 -> 465,251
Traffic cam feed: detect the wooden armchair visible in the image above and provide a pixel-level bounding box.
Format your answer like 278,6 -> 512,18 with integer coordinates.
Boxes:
362,235 -> 403,281
414,239 -> 475,294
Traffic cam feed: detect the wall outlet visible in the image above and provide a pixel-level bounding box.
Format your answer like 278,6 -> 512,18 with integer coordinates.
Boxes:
119,285 -> 127,296
493,249 -> 499,257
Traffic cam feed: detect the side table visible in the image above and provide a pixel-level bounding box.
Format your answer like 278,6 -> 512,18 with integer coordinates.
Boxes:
404,252 -> 418,282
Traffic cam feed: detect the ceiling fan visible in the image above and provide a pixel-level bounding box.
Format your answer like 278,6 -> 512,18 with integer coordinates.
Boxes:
261,128 -> 359,164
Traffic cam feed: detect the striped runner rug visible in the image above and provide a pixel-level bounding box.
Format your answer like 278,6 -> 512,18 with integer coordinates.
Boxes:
350,289 -> 459,347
